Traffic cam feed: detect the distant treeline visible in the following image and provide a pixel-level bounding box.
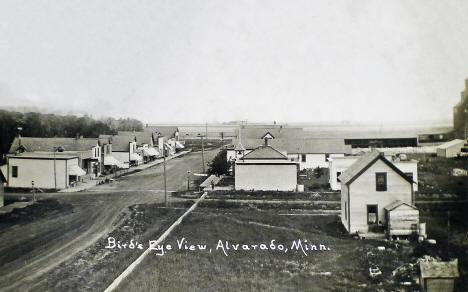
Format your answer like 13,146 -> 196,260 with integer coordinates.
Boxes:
0,109 -> 143,156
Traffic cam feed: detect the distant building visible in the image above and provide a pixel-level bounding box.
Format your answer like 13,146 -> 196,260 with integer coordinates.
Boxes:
453,79 -> 468,139
339,150 -> 415,234
329,154 -> 418,191
235,141 -> 298,191
5,153 -> 84,190
436,139 -> 466,158
8,136 -> 102,177
118,131 -> 161,162
228,138 -> 351,169
99,135 -> 142,167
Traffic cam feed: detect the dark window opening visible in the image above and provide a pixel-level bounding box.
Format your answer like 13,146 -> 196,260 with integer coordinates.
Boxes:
301,154 -> 306,162
376,172 -> 387,191
337,172 -> 342,182
12,166 -> 18,178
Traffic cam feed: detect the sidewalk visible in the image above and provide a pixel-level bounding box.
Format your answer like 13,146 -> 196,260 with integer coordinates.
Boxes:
59,150 -> 191,193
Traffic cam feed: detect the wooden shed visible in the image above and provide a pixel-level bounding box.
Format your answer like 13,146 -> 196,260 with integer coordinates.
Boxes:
384,200 -> 419,237
419,259 -> 459,292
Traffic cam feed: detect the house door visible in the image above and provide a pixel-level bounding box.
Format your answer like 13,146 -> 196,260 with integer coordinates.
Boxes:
367,205 -> 378,231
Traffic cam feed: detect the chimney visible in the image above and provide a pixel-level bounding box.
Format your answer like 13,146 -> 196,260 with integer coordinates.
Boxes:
264,137 -> 268,146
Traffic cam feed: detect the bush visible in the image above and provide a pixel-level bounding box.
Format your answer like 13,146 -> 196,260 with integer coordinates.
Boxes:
207,150 -> 230,176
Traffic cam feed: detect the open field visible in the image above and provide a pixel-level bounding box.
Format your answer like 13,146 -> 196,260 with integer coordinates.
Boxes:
110,205 -> 465,292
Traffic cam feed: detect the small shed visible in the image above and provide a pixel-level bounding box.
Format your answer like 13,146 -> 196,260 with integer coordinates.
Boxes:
384,200 -> 419,237
419,259 -> 459,292
436,139 -> 465,158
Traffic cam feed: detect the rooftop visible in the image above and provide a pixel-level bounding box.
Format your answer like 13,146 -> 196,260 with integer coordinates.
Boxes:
241,145 -> 288,160
8,137 -> 99,154
420,260 -> 459,279
338,149 -> 413,185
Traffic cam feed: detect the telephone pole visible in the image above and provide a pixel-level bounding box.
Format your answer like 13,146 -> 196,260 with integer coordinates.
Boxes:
200,134 -> 205,173
163,143 -> 167,207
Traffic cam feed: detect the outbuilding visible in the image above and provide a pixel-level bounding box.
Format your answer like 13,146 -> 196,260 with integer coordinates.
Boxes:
436,139 -> 466,158
384,200 -> 419,237
419,259 -> 459,292
235,142 -> 299,191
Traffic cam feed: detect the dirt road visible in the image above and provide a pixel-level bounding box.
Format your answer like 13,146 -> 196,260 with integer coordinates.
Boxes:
0,149 -> 218,292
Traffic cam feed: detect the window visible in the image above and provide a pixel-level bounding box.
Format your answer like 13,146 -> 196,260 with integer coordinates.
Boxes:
337,172 -> 342,183
301,154 -> 306,162
376,172 -> 387,191
12,166 -> 18,178
325,154 -> 330,161
405,172 -> 413,182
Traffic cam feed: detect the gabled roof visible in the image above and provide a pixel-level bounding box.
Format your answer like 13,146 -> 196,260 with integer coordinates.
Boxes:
437,139 -> 465,149
118,131 -> 154,145
98,135 -> 135,152
8,137 -> 98,154
338,149 -> 414,185
144,126 -> 178,138
420,260 -> 459,279
384,200 -> 418,211
241,145 -> 287,160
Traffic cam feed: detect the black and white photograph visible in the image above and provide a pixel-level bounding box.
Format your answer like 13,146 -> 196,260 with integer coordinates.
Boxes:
0,1 -> 467,291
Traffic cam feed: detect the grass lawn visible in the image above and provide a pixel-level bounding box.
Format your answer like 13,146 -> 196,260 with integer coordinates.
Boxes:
117,207 -> 425,292
409,154 -> 467,200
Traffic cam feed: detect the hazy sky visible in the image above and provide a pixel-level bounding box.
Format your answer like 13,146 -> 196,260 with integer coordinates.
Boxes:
1,0 -> 467,124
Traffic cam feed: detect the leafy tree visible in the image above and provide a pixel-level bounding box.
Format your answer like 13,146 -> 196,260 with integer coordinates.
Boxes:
0,109 -> 143,163
207,150 -> 230,176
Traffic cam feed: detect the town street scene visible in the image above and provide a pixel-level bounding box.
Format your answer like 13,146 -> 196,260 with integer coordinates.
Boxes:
1,1 -> 468,291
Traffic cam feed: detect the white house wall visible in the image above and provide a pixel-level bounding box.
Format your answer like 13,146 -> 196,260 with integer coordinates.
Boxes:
345,159 -> 413,234
287,153 -> 345,170
235,163 -> 297,191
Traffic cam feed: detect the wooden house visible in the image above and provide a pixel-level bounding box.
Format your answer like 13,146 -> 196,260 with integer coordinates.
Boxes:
339,150 -> 415,234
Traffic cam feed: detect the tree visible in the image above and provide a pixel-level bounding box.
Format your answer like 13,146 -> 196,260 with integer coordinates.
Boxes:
207,150 -> 230,176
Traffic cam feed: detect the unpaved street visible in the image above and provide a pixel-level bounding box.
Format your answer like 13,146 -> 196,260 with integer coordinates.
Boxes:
0,149 -> 218,292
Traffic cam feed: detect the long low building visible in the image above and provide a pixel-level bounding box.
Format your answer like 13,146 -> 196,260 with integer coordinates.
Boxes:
436,139 -> 467,158
4,153 -> 86,190
227,138 -> 351,169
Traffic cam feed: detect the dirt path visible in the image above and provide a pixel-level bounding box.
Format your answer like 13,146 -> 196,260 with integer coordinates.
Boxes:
0,150 -> 218,292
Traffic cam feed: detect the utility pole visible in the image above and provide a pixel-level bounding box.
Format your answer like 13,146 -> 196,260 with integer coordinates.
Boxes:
187,170 -> 191,191
53,148 -> 57,191
447,210 -> 450,257
200,134 -> 205,173
163,143 -> 167,207
31,181 -> 36,201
